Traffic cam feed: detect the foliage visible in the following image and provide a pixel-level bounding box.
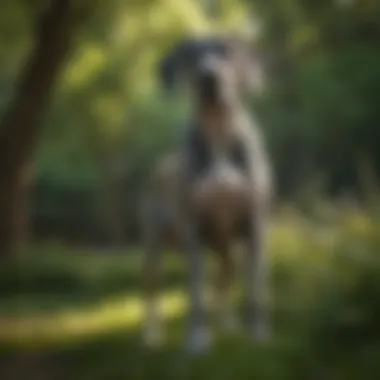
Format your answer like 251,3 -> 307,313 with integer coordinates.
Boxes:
1,0 -> 379,241
0,1 -> 379,377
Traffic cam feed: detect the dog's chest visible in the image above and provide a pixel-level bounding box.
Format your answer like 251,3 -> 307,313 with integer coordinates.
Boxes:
190,125 -> 248,175
189,125 -> 251,232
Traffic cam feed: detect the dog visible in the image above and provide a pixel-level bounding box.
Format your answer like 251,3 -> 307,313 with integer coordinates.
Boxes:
141,33 -> 272,354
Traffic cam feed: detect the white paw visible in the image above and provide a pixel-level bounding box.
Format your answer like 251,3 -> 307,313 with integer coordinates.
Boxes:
220,314 -> 240,332
142,325 -> 163,348
250,321 -> 271,342
185,327 -> 212,354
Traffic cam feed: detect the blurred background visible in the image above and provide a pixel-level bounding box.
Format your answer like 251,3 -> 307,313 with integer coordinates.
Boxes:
0,0 -> 379,379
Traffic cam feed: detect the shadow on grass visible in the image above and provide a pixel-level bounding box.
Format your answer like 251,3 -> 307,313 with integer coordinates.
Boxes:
1,320 -> 316,380
1,209 -> 380,380
0,282 -> 316,380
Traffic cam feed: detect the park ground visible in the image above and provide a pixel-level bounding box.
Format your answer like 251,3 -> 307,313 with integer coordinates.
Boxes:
1,205 -> 380,380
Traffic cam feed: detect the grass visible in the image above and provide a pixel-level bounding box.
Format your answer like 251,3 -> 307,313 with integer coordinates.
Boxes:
1,205 -> 380,379
0,290 -> 187,348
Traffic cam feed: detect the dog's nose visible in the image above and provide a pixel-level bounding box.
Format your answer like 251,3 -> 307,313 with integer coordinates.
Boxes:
200,71 -> 216,87
198,71 -> 218,98
199,71 -> 216,88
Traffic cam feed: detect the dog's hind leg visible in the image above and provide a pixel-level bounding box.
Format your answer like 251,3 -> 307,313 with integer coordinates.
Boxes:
245,205 -> 271,342
213,243 -> 239,332
184,223 -> 211,354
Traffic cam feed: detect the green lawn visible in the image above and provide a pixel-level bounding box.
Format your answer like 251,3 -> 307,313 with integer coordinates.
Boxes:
1,207 -> 380,380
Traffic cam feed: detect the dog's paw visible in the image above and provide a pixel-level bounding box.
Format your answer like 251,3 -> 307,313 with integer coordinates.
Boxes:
142,326 -> 163,349
250,321 -> 271,342
220,313 -> 240,333
184,327 -> 212,355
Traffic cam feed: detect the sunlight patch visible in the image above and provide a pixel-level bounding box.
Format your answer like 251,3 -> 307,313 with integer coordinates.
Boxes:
0,290 -> 187,349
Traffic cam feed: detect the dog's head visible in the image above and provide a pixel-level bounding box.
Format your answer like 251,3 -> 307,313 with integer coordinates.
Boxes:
159,34 -> 264,109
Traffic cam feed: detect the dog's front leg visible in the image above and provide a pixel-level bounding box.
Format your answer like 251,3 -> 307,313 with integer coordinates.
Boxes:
237,127 -> 272,342
184,221 -> 211,354
245,201 -> 270,341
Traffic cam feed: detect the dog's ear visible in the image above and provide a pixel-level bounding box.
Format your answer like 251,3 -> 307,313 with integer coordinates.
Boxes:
230,37 -> 267,94
158,38 -> 199,91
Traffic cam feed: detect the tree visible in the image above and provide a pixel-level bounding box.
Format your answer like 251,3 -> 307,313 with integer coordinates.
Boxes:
0,0 -> 81,258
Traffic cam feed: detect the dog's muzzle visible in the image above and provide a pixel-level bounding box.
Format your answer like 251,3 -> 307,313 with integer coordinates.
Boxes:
197,71 -> 219,103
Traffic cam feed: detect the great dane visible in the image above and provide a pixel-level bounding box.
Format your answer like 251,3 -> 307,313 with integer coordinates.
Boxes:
141,33 -> 272,354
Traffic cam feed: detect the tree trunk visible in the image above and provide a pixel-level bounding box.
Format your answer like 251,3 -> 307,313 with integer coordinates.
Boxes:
0,0 -> 76,258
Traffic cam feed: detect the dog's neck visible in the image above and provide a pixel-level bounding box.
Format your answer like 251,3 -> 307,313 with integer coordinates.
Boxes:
194,102 -> 244,148
196,103 -> 230,132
